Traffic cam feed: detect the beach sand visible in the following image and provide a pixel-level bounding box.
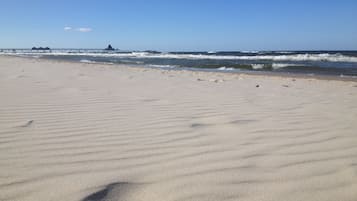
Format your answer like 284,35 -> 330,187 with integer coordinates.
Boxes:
1,56 -> 357,201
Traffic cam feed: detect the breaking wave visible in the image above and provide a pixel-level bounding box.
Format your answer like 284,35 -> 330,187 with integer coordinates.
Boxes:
147,64 -> 176,68
217,67 -> 234,71
1,49 -> 357,76
271,63 -> 301,69
251,64 -> 265,69
2,51 -> 357,63
80,59 -> 96,63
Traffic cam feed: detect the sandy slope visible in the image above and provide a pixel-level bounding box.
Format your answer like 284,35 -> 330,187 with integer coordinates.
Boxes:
1,56 -> 357,201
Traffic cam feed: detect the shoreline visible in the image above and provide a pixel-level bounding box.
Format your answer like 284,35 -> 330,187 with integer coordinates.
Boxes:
2,55 -> 357,82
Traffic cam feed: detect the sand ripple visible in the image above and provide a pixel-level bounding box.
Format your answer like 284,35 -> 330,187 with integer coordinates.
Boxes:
1,56 -> 357,201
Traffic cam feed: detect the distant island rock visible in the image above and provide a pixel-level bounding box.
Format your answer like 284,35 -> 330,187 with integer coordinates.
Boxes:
104,44 -> 115,51
32,47 -> 51,51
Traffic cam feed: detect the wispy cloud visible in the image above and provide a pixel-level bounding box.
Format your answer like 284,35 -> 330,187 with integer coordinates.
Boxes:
64,26 -> 92,32
77,27 -> 92,32
64,26 -> 72,31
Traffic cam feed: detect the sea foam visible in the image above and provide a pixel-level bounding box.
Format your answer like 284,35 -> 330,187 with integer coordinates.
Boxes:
217,67 -> 234,71
271,63 -> 300,69
2,51 -> 357,63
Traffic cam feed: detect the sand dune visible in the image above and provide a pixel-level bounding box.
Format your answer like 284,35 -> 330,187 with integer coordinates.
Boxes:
1,56 -> 357,201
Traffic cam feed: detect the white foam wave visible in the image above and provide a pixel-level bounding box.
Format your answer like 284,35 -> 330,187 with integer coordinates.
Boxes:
16,54 -> 42,59
276,51 -> 294,54
2,51 -> 357,63
147,64 -> 176,68
80,59 -> 96,63
251,64 -> 265,69
271,63 -> 300,69
217,67 -> 234,71
79,59 -> 113,65
241,50 -> 259,53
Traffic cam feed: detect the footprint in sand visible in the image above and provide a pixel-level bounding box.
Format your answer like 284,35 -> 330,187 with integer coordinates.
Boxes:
190,123 -> 210,128
82,182 -> 147,201
17,120 -> 34,128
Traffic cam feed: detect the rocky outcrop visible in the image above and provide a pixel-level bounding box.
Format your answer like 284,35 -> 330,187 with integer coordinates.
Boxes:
105,44 -> 114,51
32,47 -> 51,50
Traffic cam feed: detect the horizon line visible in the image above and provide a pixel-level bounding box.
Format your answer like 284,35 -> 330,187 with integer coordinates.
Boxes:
1,48 -> 357,52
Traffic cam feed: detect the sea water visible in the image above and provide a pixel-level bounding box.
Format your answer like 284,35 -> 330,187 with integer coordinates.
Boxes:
2,49 -> 357,77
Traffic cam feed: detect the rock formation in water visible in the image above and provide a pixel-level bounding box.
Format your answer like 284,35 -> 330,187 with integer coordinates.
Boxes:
32,47 -> 51,50
105,44 -> 114,51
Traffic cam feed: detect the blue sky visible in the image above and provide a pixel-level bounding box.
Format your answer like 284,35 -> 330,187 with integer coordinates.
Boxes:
0,0 -> 356,51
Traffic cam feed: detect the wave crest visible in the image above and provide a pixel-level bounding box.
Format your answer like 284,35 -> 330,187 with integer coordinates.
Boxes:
2,51 -> 357,63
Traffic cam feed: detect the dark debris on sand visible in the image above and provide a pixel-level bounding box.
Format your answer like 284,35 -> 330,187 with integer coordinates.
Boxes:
81,182 -> 141,201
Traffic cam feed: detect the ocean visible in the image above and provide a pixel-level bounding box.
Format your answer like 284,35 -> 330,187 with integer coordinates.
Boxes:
1,49 -> 357,77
